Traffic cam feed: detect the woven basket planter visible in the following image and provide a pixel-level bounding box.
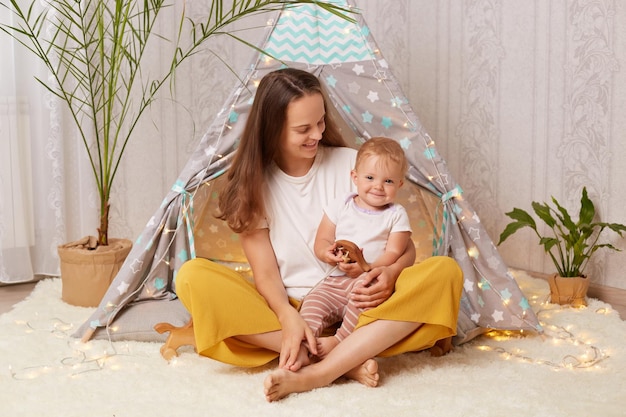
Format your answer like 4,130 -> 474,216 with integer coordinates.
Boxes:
547,273 -> 589,308
58,236 -> 132,307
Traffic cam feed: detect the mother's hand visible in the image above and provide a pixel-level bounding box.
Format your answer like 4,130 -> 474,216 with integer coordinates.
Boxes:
349,239 -> 416,309
278,308 -> 317,371
349,265 -> 398,309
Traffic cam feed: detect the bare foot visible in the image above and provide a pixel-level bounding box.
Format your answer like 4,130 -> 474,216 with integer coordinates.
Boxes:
263,358 -> 379,402
344,358 -> 379,387
316,336 -> 339,359
263,368 -> 329,402
286,344 -> 312,372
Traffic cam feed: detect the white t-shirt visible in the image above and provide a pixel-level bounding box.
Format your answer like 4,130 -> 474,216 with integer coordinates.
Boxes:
326,193 -> 412,274
263,146 -> 356,300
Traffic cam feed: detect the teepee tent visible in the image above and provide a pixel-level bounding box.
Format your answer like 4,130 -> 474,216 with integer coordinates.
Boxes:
77,0 -> 542,343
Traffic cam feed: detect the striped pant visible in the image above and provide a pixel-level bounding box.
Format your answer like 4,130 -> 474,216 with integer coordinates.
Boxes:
299,274 -> 369,342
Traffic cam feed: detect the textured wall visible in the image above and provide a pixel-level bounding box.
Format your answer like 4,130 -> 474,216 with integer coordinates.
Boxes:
111,1 -> 626,290
358,0 -> 626,289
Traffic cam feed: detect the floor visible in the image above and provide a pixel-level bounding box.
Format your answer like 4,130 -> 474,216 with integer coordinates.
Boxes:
1,279 -> 625,319
0,281 -> 38,315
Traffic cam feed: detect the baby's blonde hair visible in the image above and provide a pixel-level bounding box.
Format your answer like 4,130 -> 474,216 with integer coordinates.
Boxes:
355,137 -> 408,175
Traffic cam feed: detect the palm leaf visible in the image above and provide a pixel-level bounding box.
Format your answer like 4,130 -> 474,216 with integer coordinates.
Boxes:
1,0 -> 355,245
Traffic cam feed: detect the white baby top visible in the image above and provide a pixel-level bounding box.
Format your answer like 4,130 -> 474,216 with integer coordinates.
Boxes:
325,192 -> 412,271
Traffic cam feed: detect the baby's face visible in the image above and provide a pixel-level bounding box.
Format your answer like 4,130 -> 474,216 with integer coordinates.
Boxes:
351,155 -> 404,211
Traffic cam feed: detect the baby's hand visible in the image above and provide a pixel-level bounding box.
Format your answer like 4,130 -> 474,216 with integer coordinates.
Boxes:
323,242 -> 345,265
335,240 -> 371,272
333,246 -> 351,263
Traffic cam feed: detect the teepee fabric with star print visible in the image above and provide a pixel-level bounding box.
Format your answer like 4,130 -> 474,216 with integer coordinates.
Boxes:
77,0 -> 541,343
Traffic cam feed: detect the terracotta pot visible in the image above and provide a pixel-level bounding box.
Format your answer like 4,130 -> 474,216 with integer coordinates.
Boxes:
58,236 -> 132,307
547,273 -> 589,307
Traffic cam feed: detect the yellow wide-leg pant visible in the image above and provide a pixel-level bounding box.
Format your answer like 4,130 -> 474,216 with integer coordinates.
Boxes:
175,256 -> 463,367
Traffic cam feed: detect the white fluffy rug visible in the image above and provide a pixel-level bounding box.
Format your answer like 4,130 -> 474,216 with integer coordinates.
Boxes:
1,271 -> 624,417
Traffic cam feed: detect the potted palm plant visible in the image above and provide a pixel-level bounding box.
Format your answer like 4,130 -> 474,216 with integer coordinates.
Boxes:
1,0 -> 351,306
498,187 -> 626,307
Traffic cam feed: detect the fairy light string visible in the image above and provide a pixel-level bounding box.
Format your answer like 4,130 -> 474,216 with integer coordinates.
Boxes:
12,312 -> 610,380
10,275 -> 614,380
9,317 -> 148,380
475,297 -> 612,370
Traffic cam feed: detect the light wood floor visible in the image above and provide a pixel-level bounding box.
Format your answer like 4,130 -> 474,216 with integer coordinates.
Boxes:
1,278 -> 625,319
0,281 -> 38,315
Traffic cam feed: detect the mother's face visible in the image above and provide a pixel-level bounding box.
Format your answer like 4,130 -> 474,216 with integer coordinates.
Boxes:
275,93 -> 326,176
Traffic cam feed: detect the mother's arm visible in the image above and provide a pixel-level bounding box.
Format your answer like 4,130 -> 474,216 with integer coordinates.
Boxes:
349,239 -> 416,309
240,228 -> 318,368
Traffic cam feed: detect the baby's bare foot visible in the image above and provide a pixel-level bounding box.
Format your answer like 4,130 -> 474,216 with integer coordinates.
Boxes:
286,344 -> 312,371
344,358 -> 379,387
316,336 -> 340,359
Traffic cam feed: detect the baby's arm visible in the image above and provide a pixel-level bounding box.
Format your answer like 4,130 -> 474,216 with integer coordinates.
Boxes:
314,213 -> 345,265
369,231 -> 412,269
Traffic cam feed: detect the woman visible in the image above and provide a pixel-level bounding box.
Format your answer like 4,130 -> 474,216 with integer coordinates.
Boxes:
175,68 -> 463,402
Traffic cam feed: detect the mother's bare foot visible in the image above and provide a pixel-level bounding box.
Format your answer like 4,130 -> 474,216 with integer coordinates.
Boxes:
263,368 -> 328,402
263,358 -> 379,402
344,358 -> 379,387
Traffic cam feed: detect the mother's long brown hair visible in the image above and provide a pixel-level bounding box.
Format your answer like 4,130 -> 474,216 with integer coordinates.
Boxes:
217,68 -> 346,233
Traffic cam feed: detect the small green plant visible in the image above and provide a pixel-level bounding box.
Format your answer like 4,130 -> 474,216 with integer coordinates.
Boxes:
498,187 -> 626,277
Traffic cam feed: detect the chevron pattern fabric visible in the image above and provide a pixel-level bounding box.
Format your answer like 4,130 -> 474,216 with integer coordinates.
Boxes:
263,3 -> 372,65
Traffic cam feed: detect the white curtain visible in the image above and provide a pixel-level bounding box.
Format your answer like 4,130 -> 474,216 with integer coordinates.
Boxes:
0,2 -> 245,285
0,6 -> 97,283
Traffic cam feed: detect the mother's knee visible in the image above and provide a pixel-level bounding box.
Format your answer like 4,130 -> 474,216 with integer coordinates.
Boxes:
437,256 -> 463,281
